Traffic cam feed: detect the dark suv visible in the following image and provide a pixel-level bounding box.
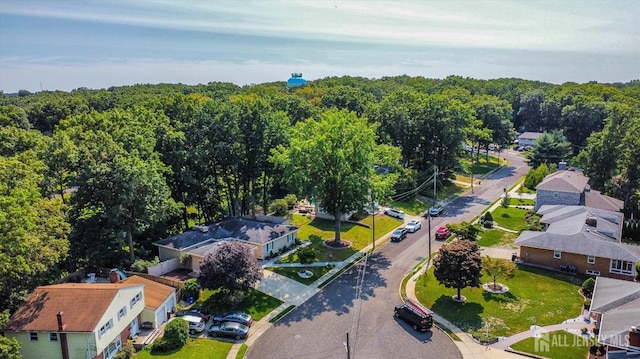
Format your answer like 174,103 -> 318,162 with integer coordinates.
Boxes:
390,228 -> 408,242
394,303 -> 433,331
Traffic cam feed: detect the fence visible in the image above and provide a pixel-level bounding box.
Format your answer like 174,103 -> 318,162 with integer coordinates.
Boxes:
147,258 -> 180,276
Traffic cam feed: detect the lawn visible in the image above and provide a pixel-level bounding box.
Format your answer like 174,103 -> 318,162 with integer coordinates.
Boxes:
459,155 -> 501,175
136,338 -> 232,359
390,197 -> 428,215
491,206 -> 529,231
286,214 -> 401,262
415,265 -> 583,339
267,265 -> 335,285
194,288 -> 282,321
510,330 -> 594,359
477,229 -> 518,247
510,198 -> 535,206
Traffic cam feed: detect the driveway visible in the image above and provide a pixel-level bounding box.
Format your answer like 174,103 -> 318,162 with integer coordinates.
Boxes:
246,151 -> 529,359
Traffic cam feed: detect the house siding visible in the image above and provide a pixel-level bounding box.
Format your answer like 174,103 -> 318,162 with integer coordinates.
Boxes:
519,246 -> 636,281
535,189 -> 581,210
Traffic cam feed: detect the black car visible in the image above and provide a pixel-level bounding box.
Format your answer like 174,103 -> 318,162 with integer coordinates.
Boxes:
390,228 -> 407,242
208,321 -> 249,340
175,309 -> 210,322
213,311 -> 252,326
428,206 -> 444,217
394,303 -> 433,331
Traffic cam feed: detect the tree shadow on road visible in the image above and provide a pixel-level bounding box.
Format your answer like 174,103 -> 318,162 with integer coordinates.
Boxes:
274,252 -> 392,325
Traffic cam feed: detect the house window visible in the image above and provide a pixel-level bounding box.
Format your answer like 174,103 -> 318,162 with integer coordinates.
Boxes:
553,250 -> 561,259
587,256 -> 595,264
29,332 -> 38,341
610,259 -> 634,275
49,333 -> 58,341
118,306 -> 127,321
266,242 -> 273,252
287,233 -> 294,243
104,337 -> 122,359
98,318 -> 114,339
130,291 -> 142,309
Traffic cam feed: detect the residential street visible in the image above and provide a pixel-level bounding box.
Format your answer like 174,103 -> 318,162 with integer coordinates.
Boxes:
246,151 -> 530,359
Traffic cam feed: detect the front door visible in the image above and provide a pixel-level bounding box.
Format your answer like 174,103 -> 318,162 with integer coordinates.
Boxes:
130,317 -> 139,336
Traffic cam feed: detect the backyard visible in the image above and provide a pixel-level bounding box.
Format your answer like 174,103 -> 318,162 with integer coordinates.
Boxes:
415,264 -> 584,340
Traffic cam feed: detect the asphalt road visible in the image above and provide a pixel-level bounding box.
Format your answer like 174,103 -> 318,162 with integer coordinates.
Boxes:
247,151 -> 529,359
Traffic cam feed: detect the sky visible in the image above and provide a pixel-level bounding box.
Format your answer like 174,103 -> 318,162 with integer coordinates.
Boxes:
1,0 -> 639,93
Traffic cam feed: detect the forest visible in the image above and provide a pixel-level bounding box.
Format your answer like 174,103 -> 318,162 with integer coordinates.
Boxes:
1,75 -> 639,315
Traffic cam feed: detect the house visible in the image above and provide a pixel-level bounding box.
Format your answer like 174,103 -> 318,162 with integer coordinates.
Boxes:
589,277 -> 640,358
517,132 -> 543,147
515,205 -> 640,281
119,276 -> 177,329
535,168 -> 624,212
154,216 -> 299,263
2,283 -> 146,359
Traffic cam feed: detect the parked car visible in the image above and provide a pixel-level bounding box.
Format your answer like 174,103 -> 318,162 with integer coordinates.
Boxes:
179,315 -> 206,334
208,321 -> 249,340
394,303 -> 433,332
435,226 -> 451,240
176,308 -> 210,322
429,206 -> 443,217
405,220 -> 421,233
213,311 -> 252,326
391,228 -> 408,242
384,207 -> 405,219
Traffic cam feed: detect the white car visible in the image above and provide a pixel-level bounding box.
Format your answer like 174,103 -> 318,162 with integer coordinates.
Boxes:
405,220 -> 421,232
384,207 -> 405,219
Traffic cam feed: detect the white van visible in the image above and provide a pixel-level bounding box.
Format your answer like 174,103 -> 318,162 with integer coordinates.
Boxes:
181,315 -> 205,334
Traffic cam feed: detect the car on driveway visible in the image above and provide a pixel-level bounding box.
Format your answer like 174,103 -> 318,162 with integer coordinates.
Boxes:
391,228 -> 408,242
213,311 -> 252,326
208,321 -> 249,340
384,207 -> 405,219
176,308 -> 210,322
405,220 -> 421,232
429,206 -> 443,217
435,226 -> 451,240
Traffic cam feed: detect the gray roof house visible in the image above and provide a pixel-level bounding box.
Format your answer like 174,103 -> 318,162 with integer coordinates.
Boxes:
515,205 -> 640,281
535,170 -> 623,212
517,132 -> 543,147
153,216 -> 299,265
589,277 -> 640,358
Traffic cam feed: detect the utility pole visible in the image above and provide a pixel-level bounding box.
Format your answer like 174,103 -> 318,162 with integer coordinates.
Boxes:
345,333 -> 351,359
372,204 -> 376,250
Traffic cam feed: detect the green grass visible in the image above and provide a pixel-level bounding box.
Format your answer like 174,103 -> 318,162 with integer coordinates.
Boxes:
136,338 -> 232,359
459,155 -> 501,175
267,265 -> 335,285
415,265 -> 583,338
235,344 -> 248,359
491,206 -> 529,231
195,288 -> 282,321
511,330 -> 594,359
511,198 -> 535,206
427,181 -> 468,200
477,229 -> 518,247
517,186 -> 536,194
269,305 -> 296,323
390,197 -> 428,215
284,214 -> 400,262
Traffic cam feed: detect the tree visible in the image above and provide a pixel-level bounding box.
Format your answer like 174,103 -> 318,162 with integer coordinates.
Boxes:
581,277 -> 596,298
446,221 -> 480,241
297,245 -> 318,265
0,310 -> 21,359
160,317 -> 189,351
198,241 -> 262,297
271,108 -> 399,245
268,198 -> 290,217
525,130 -> 572,168
501,192 -> 511,208
482,256 -> 515,290
433,240 -> 483,301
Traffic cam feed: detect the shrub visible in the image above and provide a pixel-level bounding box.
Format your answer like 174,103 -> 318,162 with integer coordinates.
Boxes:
180,254 -> 191,267
501,193 -> 511,208
182,278 -> 201,301
269,199 -> 290,217
582,277 -> 596,297
483,212 -> 493,222
483,221 -> 493,229
114,340 -> 135,359
130,257 -> 159,273
297,246 -> 318,264
284,194 -> 298,209
162,318 -> 189,351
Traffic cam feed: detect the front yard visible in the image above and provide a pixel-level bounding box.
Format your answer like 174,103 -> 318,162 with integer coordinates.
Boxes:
195,288 -> 283,322
415,264 -> 583,340
477,229 -> 518,247
491,206 -> 530,232
267,265 -> 335,285
136,338 -> 232,359
510,330 -> 594,359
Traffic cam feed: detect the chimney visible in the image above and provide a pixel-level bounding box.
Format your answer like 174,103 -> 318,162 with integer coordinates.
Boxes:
629,326 -> 640,348
57,312 -> 70,359
558,161 -> 567,171
585,217 -> 597,227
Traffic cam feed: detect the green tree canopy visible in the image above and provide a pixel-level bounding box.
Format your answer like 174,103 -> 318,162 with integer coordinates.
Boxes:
525,130 -> 572,168
433,240 -> 483,301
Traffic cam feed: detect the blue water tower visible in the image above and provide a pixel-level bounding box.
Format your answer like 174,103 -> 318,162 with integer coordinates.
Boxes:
287,73 -> 307,87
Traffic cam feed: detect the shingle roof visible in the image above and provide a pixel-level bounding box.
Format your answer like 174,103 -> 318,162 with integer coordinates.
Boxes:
4,283 -> 143,332
518,132 -> 544,140
154,218 -> 299,250
536,170 -> 589,193
515,206 -> 640,261
585,190 -> 624,212
589,278 -> 640,349
120,276 -> 175,311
